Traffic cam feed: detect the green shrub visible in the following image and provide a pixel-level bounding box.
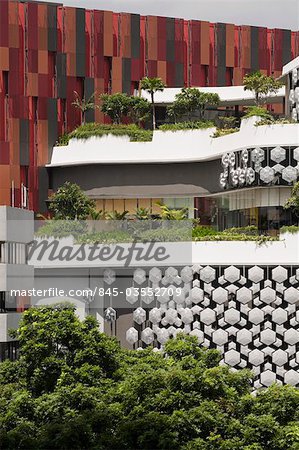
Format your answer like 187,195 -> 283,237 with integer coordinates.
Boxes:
223,225 -> 259,236
280,225 -> 299,234
243,106 -> 273,119
56,123 -> 153,146
77,230 -> 133,244
159,120 -> 214,131
212,128 -> 239,138
256,117 -> 297,126
36,220 -> 88,238
192,226 -> 218,239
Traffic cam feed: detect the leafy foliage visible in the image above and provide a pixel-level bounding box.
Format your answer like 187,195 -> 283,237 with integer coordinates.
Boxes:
128,96 -> 151,125
243,71 -> 282,106
100,92 -> 131,124
280,225 -> 299,234
56,122 -> 153,145
212,128 -> 239,138
48,182 -> 95,220
36,219 -> 88,238
167,88 -> 219,122
284,182 -> 299,218
1,308 -> 299,449
244,106 -> 273,119
159,121 -> 214,131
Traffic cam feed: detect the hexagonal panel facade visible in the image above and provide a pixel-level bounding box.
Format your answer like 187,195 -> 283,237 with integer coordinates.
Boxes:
122,264 -> 299,388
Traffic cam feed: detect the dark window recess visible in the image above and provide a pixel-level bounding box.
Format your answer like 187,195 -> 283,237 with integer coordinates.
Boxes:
0,341 -> 19,362
104,57 -> 112,93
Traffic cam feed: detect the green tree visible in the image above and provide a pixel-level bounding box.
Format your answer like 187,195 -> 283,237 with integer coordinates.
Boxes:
128,96 -> 151,125
166,97 -> 189,123
100,93 -> 131,124
72,91 -> 97,125
48,182 -> 95,220
173,88 -> 220,121
2,308 -> 299,449
11,304 -> 120,395
243,71 -> 282,106
140,77 -> 166,129
284,181 -> 299,221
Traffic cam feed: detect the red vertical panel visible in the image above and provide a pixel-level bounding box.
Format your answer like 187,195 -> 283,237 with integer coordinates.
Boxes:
0,0 -> 9,47
258,27 -> 268,71
273,29 -> 283,71
183,21 -> 189,86
112,12 -> 119,57
209,23 -> 216,86
28,3 -> 38,50
157,17 -> 166,61
57,7 -> 64,52
147,60 -> 157,77
85,10 -> 92,78
139,16 -> 146,79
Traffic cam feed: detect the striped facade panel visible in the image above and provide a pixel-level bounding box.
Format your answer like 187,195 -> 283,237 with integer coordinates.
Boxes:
216,23 -> 226,86
0,0 -> 298,211
250,26 -> 259,72
282,29 -> 291,66
76,8 -> 86,77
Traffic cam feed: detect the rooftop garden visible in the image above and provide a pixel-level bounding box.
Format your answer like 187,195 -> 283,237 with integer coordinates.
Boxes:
55,71 -> 294,146
36,182 -> 299,244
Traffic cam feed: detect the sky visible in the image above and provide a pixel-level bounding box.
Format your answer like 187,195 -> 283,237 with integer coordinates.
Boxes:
35,0 -> 299,30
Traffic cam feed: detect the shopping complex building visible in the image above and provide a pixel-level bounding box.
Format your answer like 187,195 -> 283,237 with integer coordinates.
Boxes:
1,0 -> 299,387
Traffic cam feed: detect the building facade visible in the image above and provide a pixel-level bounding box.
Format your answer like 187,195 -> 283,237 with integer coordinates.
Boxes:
0,0 -> 299,212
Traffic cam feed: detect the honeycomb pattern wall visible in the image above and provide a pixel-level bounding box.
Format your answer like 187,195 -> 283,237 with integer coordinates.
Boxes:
121,265 -> 299,388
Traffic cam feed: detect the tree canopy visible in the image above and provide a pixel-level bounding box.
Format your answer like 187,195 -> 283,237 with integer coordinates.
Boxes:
167,88 -> 220,122
49,182 -> 95,220
243,71 -> 282,106
1,305 -> 299,449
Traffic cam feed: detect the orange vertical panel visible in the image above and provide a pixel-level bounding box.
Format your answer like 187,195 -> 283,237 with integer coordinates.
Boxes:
112,57 -> 122,93
64,7 -> 76,54
0,47 -> 9,70
38,4 -> 47,28
10,165 -> 20,186
200,21 -> 210,65
0,189 -> 11,205
157,60 -> 167,84
147,16 -> 158,61
120,13 -> 131,58
38,50 -> 48,74
241,26 -> 251,69
226,24 -> 235,67
0,165 -> 10,189
8,1 -> 19,48
104,11 -> 114,56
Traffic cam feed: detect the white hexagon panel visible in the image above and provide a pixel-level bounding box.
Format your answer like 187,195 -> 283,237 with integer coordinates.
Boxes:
270,146 -> 286,163
282,166 -> 297,183
212,287 -> 229,305
224,266 -> 241,283
200,266 -> 216,283
248,266 -> 264,283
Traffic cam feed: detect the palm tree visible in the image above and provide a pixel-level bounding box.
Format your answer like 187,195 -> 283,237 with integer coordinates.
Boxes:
72,91 -> 97,125
140,77 -> 166,129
